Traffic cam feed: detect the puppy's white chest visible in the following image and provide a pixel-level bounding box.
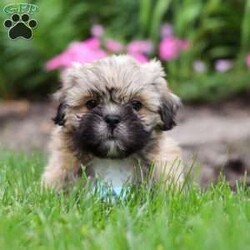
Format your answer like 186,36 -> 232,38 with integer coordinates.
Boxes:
88,158 -> 135,187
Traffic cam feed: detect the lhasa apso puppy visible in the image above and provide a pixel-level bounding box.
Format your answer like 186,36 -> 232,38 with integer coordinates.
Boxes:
42,55 -> 184,191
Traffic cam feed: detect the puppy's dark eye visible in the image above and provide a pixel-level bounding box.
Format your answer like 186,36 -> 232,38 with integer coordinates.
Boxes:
131,100 -> 142,111
86,99 -> 98,110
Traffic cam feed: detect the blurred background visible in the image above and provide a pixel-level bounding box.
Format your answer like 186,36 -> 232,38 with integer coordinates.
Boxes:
0,0 -> 250,187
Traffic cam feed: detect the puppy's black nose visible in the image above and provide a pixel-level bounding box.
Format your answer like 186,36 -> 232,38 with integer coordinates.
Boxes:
104,114 -> 121,128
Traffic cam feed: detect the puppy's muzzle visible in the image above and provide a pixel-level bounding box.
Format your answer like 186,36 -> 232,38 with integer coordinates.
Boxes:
104,114 -> 121,129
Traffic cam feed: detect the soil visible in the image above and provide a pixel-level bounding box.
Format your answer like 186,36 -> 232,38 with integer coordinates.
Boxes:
0,100 -> 249,188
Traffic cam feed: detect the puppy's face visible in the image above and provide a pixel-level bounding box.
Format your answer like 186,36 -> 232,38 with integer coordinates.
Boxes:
54,55 -> 181,159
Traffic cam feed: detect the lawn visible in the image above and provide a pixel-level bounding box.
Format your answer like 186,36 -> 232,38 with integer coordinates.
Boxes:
0,151 -> 250,250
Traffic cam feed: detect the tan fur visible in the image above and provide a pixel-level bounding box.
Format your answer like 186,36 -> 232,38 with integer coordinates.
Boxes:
42,55 -> 184,191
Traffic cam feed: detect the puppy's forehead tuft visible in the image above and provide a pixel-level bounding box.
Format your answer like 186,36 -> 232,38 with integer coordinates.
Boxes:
97,55 -> 163,82
64,55 -> 166,106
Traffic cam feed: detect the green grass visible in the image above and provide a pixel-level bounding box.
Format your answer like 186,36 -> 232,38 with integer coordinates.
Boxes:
0,151 -> 250,250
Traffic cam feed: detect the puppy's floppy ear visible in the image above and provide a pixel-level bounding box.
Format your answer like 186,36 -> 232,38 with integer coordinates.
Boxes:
159,93 -> 182,131
53,102 -> 67,126
52,64 -> 85,126
143,59 -> 182,131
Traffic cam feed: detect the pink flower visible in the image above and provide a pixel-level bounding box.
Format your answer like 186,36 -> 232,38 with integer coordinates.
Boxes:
215,59 -> 233,72
105,39 -> 124,53
91,24 -> 104,37
45,54 -> 70,70
127,40 -> 153,55
161,23 -> 173,38
128,52 -> 148,63
45,41 -> 107,71
159,37 -> 189,61
159,37 -> 180,61
246,54 -> 250,68
83,37 -> 100,50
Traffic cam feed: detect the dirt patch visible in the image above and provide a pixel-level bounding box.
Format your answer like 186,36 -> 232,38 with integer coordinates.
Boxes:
1,100 -> 249,187
169,101 -> 250,187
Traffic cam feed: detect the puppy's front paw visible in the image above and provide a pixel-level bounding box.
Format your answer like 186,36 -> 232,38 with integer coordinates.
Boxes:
41,169 -> 67,191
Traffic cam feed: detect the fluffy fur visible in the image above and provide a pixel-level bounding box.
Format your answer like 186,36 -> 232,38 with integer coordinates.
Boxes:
42,55 -> 184,190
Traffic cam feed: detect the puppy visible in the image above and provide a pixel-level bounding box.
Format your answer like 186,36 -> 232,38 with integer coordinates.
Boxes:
42,55 -> 184,191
